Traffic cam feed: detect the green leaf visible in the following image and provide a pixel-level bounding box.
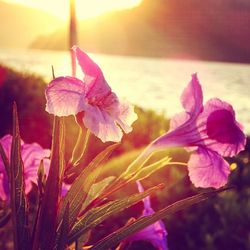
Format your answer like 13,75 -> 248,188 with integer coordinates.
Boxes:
68,183 -> 164,243
91,187 -> 232,250
81,176 -> 115,210
121,146 -> 154,180
75,231 -> 91,250
34,116 -> 65,250
56,202 -> 70,250
10,102 -> 29,250
58,143 -> 119,231
130,156 -> 171,182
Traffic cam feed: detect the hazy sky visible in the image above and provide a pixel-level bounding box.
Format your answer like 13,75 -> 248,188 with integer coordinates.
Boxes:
3,0 -> 142,19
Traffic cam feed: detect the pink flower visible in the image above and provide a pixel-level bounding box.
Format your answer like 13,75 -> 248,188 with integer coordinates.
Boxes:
0,134 -> 50,201
151,74 -> 246,188
127,181 -> 168,250
45,46 -> 137,142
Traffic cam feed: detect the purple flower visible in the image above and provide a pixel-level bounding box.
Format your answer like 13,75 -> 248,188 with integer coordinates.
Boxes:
0,134 -> 50,201
127,181 -> 168,250
45,46 -> 137,142
151,74 -> 246,188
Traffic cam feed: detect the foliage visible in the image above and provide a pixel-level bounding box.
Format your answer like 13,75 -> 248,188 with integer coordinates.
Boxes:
0,64 -> 249,250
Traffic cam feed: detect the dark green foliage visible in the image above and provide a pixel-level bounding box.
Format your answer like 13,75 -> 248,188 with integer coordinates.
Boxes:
0,64 -> 52,148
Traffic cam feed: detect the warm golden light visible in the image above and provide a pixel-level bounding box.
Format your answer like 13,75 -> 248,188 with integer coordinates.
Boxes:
3,0 -> 142,20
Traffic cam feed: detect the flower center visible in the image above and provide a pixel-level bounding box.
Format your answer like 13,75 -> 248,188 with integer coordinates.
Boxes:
206,109 -> 240,144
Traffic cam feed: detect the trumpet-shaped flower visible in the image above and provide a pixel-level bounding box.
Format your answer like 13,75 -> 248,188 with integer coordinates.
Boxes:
127,181 -> 168,250
151,74 -> 246,188
45,46 -> 137,142
0,134 -> 50,201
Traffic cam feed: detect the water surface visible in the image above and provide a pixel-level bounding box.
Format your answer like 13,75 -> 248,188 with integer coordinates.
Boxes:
0,48 -> 249,133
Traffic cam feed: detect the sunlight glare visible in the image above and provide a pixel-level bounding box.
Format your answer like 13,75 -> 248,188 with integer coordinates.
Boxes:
3,0 -> 142,20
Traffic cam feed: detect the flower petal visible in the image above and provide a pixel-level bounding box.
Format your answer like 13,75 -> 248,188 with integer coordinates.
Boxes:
72,46 -> 113,105
181,73 -> 203,116
22,143 -> 50,186
116,101 -> 138,134
169,111 -> 190,131
197,98 -> 246,157
0,173 -> 8,201
0,135 -> 12,172
45,76 -> 86,117
72,45 -> 103,81
188,147 -> 230,189
83,105 -> 123,142
128,221 -> 168,250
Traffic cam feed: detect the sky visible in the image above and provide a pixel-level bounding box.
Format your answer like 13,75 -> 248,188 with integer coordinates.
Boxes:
3,0 -> 142,20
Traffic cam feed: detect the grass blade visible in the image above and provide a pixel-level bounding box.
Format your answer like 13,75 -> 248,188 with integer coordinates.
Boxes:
91,187 -> 232,250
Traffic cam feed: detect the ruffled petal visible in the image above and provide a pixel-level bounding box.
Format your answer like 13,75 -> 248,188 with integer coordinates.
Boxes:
169,111 -> 190,131
83,105 -> 123,142
197,98 -> 246,157
0,135 -> 24,168
45,76 -> 86,117
181,73 -> 203,116
72,46 -> 111,100
116,101 -> 138,133
72,45 -> 103,81
128,221 -> 168,250
22,143 -> 50,168
188,147 -> 230,189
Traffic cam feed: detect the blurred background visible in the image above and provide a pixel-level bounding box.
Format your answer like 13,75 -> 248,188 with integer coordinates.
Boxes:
0,0 -> 250,249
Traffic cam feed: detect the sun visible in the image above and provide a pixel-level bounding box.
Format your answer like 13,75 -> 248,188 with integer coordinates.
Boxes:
3,0 -> 142,20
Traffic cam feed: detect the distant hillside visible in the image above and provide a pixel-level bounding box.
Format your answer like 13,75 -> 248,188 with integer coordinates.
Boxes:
30,0 -> 250,62
0,1 -> 63,48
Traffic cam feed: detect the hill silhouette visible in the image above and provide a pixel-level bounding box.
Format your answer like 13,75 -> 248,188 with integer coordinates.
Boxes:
30,0 -> 250,62
0,1 -> 62,48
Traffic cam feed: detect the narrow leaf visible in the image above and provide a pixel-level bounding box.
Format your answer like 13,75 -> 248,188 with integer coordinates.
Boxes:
91,187 -> 232,250
130,156 -> 171,182
81,176 -> 115,210
56,202 -> 70,250
58,143 -> 118,231
34,116 -> 65,250
75,231 -> 91,250
68,183 -> 164,243
121,146 -> 154,180
10,102 -> 29,249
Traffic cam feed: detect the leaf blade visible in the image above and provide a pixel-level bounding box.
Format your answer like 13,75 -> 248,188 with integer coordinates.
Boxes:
34,116 -> 65,250
10,103 -> 29,250
58,143 -> 119,231
91,187 -> 232,250
68,183 -> 164,243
